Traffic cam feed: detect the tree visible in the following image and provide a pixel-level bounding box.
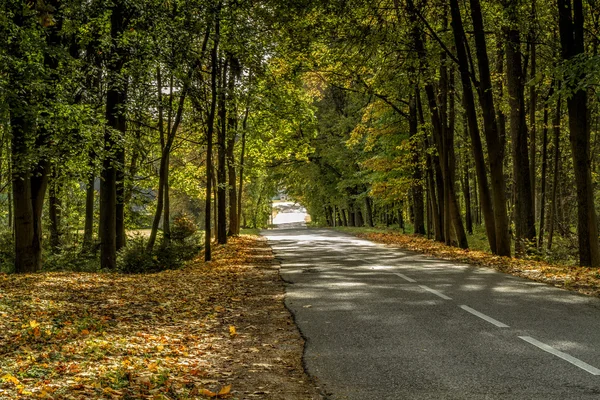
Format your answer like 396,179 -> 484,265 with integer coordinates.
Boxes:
557,0 -> 600,266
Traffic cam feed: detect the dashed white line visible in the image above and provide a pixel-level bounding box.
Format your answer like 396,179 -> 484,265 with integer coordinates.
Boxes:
419,285 -> 452,300
460,305 -> 509,328
519,336 -> 600,375
395,273 -> 417,283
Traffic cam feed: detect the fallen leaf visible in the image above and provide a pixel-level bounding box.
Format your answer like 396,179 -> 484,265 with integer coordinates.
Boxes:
229,325 -> 237,337
218,384 -> 232,396
1,374 -> 20,385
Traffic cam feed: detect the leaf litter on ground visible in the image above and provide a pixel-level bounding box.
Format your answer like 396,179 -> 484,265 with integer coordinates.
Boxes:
0,236 -> 322,399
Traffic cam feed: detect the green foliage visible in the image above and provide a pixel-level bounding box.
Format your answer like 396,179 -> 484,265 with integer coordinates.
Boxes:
116,235 -> 159,274
0,229 -> 15,273
116,231 -> 203,274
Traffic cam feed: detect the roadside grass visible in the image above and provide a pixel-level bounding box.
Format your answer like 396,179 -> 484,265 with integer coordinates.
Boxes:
0,235 -> 320,399
333,226 -> 600,298
240,228 -> 261,236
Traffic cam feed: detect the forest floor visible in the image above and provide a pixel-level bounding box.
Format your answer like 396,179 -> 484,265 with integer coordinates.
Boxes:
335,227 -> 600,298
0,236 -> 323,399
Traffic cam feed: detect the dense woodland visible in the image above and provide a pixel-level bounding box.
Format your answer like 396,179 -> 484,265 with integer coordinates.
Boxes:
1,0 -> 600,273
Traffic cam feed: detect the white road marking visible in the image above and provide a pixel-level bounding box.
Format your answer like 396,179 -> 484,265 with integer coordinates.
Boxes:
395,273 -> 417,283
419,285 -> 452,300
460,305 -> 509,328
519,336 -> 600,375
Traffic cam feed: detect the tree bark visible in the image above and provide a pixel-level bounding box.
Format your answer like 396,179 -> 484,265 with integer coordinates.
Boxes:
236,105 -> 249,234
49,167 -> 61,252
450,0 -> 497,252
101,1 -> 127,269
217,57 -> 229,244
205,12 -> 220,261
557,0 -> 600,266
528,1 -> 538,215
365,196 -> 374,227
547,94 -> 561,251
83,170 -> 95,249
505,23 -> 536,254
227,59 -> 239,236
538,86 -> 552,248
409,92 -> 426,234
468,0 -> 511,256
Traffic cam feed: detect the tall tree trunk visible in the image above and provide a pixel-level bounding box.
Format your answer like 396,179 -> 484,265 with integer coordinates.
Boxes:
365,196 -> 374,227
348,200 -> 356,227
216,57 -> 229,245
49,167 -> 61,252
9,4 -> 56,272
83,169 -> 95,249
227,60 -> 239,236
147,68 -> 167,252
538,86 -> 552,248
163,153 -> 171,245
101,1 -> 126,269
447,68 -> 468,248
505,22 -> 536,254
409,92 -> 426,234
529,1 -> 538,215
236,105 -> 249,234
495,42 -> 508,157
450,0 -> 498,252
115,88 -> 127,251
205,12 -> 220,261
461,114 -> 474,235
462,152 -> 473,235
417,92 -> 442,241
557,0 -> 600,266
468,0 -> 511,256
547,94 -> 561,251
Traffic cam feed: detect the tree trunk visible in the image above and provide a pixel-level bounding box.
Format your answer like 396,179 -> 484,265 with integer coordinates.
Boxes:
217,57 -> 229,245
115,104 -> 127,251
409,93 -> 426,234
101,1 -> 126,269
365,196 -> 374,227
227,62 -> 238,236
538,86 -> 551,248
237,105 -> 249,234
547,94 -> 561,251
163,153 -> 171,245
348,200 -> 356,227
557,0 -> 600,266
528,3 -> 538,216
467,0 -> 511,256
49,167 -> 61,252
83,170 -> 95,249
205,13 -> 220,261
505,23 -> 536,254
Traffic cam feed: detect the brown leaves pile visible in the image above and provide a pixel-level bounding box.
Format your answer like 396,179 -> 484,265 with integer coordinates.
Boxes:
353,231 -> 600,297
0,236 -> 320,399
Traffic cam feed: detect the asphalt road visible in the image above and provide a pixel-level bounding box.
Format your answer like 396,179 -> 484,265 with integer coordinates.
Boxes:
263,228 -> 600,399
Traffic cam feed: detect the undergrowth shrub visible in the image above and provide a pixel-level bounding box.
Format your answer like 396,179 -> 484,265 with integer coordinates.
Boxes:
116,235 -> 158,274
44,243 -> 99,272
170,214 -> 197,241
0,230 -> 15,273
116,230 -> 203,274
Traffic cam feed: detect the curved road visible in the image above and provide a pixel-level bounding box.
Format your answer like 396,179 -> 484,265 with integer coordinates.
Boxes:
263,228 -> 600,399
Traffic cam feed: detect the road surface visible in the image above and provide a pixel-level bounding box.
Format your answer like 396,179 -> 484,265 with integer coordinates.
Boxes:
263,228 -> 600,399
